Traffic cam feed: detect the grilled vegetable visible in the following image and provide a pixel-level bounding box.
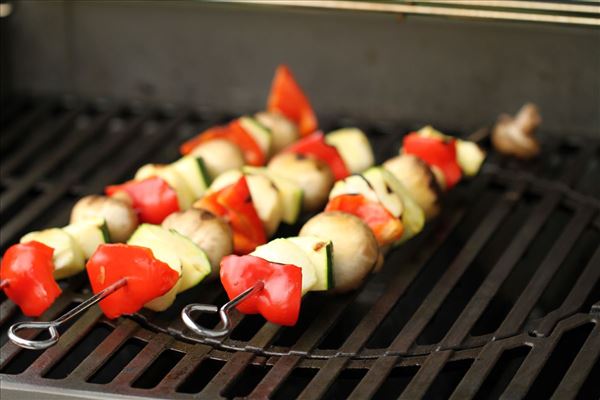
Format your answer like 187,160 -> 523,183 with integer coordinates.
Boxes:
283,132 -> 350,181
243,166 -> 303,225
267,64 -> 317,137
330,174 -> 380,204
418,126 -> 486,177
106,177 -> 180,225
190,139 -> 245,179
255,111 -> 299,153
492,103 -> 541,160
134,164 -> 195,210
251,238 -> 317,294
300,212 -> 379,293
162,209 -> 233,279
288,236 -> 333,291
170,156 -> 210,199
181,121 -> 266,166
63,218 -> 110,259
220,254 -> 302,326
195,177 -> 266,254
86,244 -> 180,318
1,242 -> 61,317
127,226 -> 182,311
325,128 -> 374,174
209,170 -> 283,237
362,167 -> 425,243
21,228 -> 85,279
71,195 -> 138,243
326,194 -> 404,246
384,154 -> 441,220
402,132 -> 462,190
268,153 -> 334,212
239,116 -> 272,158
129,224 -> 210,293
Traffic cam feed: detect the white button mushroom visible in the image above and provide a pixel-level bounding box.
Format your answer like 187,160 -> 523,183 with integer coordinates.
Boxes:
300,211 -> 379,293
383,154 -> 442,220
190,139 -> 246,179
492,103 -> 541,159
255,111 -> 299,154
268,153 -> 334,212
70,195 -> 138,243
162,208 -> 233,279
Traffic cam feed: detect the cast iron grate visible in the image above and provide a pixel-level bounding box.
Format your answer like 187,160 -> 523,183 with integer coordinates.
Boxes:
0,96 -> 598,399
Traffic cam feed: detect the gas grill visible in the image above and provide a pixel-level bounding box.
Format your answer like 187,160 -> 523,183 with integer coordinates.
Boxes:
1,1 -> 599,399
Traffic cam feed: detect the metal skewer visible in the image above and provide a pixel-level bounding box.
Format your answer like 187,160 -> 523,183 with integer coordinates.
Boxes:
182,281 -> 264,339
8,278 -> 128,350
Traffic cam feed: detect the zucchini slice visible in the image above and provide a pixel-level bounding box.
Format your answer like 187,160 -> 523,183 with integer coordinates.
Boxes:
135,164 -> 195,210
128,224 -> 182,311
239,116 -> 272,158
325,128 -> 374,174
63,218 -> 109,259
21,228 -> 85,280
243,166 -> 303,225
170,155 -> 211,199
251,238 -> 317,294
288,236 -> 333,290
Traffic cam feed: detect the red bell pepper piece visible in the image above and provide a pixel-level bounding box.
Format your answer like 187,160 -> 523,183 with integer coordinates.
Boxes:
220,254 -> 302,326
326,194 -> 404,246
283,131 -> 349,180
1,241 -> 62,317
106,176 -> 179,224
86,244 -> 180,319
180,120 -> 265,166
267,65 -> 318,137
196,177 -> 266,254
403,133 -> 462,189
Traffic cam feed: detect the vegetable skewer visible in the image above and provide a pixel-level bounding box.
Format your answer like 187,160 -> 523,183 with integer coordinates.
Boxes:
183,128 -> 486,333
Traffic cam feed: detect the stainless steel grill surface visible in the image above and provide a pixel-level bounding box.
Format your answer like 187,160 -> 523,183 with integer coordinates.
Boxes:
0,97 -> 598,399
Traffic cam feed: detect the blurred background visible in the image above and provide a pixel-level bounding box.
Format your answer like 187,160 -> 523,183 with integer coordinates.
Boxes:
1,0 -> 599,136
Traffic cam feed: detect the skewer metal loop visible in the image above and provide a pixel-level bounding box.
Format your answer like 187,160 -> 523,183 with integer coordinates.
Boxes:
8,278 -> 127,350
182,281 -> 264,339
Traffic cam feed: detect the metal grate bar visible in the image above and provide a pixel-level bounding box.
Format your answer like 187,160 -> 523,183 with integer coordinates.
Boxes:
494,206 -> 595,339
0,112 -> 151,249
0,98 -> 28,125
399,350 -> 453,400
67,319 -> 140,381
550,323 -> 600,399
24,307 -> 103,377
0,101 -> 55,152
249,295 -> 358,398
534,243 -> 600,337
391,182 -> 521,353
347,179 -> 518,399
0,295 -> 74,369
448,342 -> 507,400
297,195 -> 472,399
501,317 -> 589,399
154,344 -> 213,393
0,302 -> 18,327
110,333 -> 174,387
0,109 -> 112,213
198,352 -> 255,398
0,106 -> 83,179
439,192 -> 560,349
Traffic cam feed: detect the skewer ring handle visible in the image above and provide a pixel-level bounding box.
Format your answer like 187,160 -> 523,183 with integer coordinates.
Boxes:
182,281 -> 264,339
8,321 -> 60,350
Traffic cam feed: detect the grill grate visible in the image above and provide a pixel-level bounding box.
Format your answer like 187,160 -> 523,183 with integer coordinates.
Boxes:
0,97 -> 598,399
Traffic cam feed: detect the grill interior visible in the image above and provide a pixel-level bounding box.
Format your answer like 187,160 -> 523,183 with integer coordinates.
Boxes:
0,96 -> 599,399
